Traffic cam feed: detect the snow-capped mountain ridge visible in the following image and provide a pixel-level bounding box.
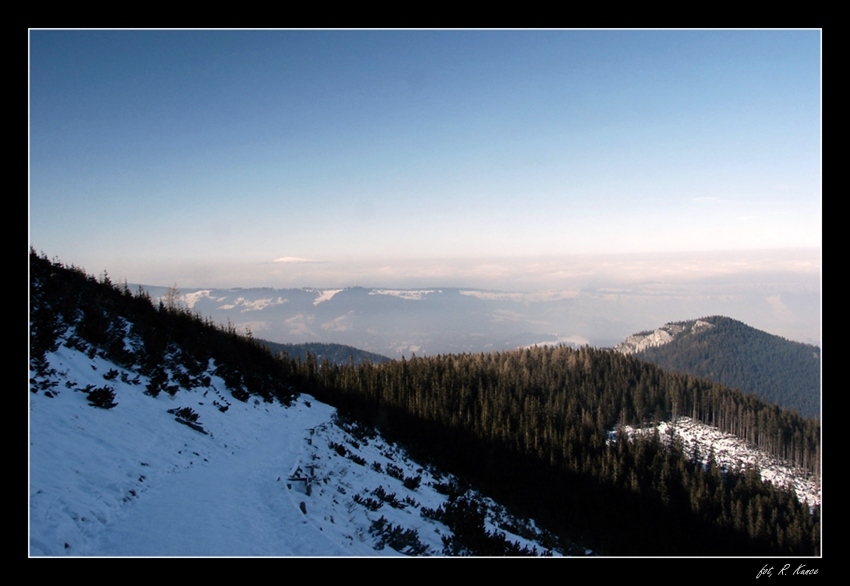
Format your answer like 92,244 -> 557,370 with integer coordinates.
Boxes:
138,284 -> 587,358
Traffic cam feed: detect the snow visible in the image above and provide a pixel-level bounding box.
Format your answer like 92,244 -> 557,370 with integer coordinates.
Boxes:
613,418 -> 821,508
460,290 -> 580,302
29,338 -> 558,557
614,320 -> 714,354
31,327 -> 817,557
215,296 -> 287,312
369,290 -> 436,301
313,289 -> 343,306
180,290 -> 226,310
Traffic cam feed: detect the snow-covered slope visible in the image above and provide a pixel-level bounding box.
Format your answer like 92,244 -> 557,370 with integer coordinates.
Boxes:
613,418 -> 820,508
29,341 -> 560,557
32,335 -> 820,556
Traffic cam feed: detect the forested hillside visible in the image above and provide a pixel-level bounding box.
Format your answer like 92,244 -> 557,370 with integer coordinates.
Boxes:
29,251 -> 820,556
29,251 -> 299,408
627,316 -> 820,418
292,347 -> 820,555
29,250 -> 569,556
259,340 -> 391,366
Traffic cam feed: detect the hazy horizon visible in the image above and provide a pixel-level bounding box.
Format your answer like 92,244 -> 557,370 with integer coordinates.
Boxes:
29,30 -> 821,347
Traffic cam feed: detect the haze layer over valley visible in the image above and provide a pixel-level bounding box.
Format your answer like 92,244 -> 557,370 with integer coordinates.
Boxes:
29,251 -> 820,556
140,253 -> 820,360
30,30 -> 820,356
30,30 -> 821,559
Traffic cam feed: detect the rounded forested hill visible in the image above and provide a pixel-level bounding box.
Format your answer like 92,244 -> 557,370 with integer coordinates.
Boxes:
633,316 -> 820,418
260,340 -> 391,366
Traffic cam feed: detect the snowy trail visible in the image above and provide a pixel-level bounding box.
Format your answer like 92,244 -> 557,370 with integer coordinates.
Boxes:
31,341 -> 423,557
34,335 -> 813,557
81,400 -> 348,556
80,400 -> 349,557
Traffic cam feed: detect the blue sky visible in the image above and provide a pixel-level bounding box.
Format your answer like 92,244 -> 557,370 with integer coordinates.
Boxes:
29,29 -> 821,342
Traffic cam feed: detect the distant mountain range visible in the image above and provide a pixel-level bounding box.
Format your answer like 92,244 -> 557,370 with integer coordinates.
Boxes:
30,252 -> 821,556
616,316 -> 821,418
141,285 -> 588,358
147,284 -> 820,418
137,284 -> 819,361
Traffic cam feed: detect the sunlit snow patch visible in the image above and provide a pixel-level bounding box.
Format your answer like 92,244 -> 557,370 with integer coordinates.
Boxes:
313,289 -> 343,306
369,290 -> 436,301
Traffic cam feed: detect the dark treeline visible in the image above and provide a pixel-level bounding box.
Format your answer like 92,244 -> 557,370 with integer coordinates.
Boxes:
259,340 -> 391,367
288,347 -> 819,555
634,316 -> 821,419
29,250 -> 820,556
30,250 -> 298,406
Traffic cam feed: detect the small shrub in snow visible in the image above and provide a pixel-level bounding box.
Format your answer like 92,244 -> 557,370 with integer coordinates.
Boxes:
348,453 -> 367,466
369,516 -> 430,555
328,441 -> 348,457
352,493 -> 382,511
403,475 -> 421,491
167,407 -> 199,422
86,386 -> 118,409
167,407 -> 207,434
231,388 -> 250,402
385,463 -> 404,481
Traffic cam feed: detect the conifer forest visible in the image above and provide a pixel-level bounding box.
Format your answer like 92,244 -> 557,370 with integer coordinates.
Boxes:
29,250 -> 820,555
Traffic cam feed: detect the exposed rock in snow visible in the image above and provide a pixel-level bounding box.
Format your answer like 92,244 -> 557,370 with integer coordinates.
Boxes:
615,320 -> 714,354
